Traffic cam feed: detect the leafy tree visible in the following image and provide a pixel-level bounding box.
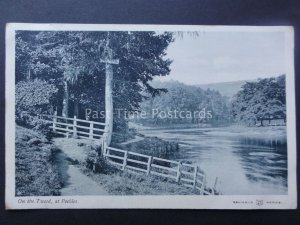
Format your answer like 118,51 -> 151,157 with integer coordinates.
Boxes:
15,31 -> 173,144
15,79 -> 58,125
138,80 -> 232,126
231,75 -> 286,126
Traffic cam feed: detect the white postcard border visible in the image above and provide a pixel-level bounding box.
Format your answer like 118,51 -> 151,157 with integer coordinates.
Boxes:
5,23 -> 297,209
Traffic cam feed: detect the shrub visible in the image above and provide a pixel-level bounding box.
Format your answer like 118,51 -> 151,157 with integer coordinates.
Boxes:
31,117 -> 54,140
93,157 -> 119,174
16,79 -> 58,126
27,137 -> 42,146
85,150 -> 98,170
85,151 -> 119,175
16,111 -> 34,127
122,137 -> 179,158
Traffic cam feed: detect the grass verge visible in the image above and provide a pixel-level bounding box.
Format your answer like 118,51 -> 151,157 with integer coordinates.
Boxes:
15,125 -> 63,196
80,156 -> 198,195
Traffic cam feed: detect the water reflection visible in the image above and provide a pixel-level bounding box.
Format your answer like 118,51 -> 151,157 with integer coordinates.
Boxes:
233,137 -> 287,194
139,126 -> 288,195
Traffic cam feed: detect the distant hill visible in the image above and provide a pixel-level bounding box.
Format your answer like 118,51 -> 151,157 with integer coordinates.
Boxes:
197,80 -> 248,98
150,79 -> 247,98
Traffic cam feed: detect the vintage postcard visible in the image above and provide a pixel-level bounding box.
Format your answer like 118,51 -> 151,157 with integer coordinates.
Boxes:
5,23 -> 297,209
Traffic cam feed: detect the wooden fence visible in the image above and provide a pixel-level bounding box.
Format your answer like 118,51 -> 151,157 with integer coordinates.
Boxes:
39,114 -> 215,195
39,114 -> 106,141
104,146 -> 213,195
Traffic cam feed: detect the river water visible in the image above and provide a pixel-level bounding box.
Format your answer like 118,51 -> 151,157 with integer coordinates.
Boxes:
138,126 -> 287,195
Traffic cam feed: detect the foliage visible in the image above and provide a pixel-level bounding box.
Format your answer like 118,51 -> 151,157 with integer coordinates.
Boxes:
138,80 -> 232,126
16,79 -> 58,123
119,136 -> 179,159
85,153 -> 119,174
31,118 -> 54,140
16,31 -> 63,82
231,75 -> 286,126
85,150 -> 98,171
15,126 -> 62,196
15,31 -> 174,134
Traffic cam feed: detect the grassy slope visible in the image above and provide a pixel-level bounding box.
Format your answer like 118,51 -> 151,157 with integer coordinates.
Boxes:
15,125 -> 62,196
80,166 -> 198,195
80,139 -> 197,195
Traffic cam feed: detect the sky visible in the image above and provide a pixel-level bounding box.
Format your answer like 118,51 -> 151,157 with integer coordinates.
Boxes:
156,31 -> 286,85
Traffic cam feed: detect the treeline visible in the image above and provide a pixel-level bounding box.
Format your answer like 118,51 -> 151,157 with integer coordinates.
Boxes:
137,80 -> 232,126
231,75 -> 286,126
15,31 -> 173,136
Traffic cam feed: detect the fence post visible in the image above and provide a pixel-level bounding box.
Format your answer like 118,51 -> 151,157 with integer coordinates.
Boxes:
66,126 -> 69,138
200,174 -> 206,195
73,115 -> 77,137
122,151 -> 128,170
89,122 -> 93,139
53,114 -> 57,132
147,156 -> 152,175
176,162 -> 181,183
102,139 -> 106,157
213,177 -> 218,195
193,165 -> 198,188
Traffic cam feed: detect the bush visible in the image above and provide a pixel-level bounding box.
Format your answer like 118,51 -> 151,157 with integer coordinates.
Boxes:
31,117 -> 54,140
121,137 -> 179,158
93,157 -> 119,174
85,151 -> 119,175
27,137 -> 42,146
15,115 -> 54,141
15,79 -> 58,126
85,150 -> 98,170
16,111 -> 34,127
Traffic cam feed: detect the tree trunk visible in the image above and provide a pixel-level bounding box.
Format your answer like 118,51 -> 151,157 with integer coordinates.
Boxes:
103,63 -> 114,148
62,81 -> 69,117
74,100 -> 79,118
27,68 -> 31,81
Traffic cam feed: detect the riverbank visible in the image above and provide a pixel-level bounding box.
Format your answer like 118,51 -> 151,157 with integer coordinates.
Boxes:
133,123 -> 287,147
129,121 -> 211,130
128,124 -> 287,194
208,125 -> 287,147
115,135 -> 180,159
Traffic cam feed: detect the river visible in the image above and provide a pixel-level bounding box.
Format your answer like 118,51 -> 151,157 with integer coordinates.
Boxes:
137,125 -> 287,195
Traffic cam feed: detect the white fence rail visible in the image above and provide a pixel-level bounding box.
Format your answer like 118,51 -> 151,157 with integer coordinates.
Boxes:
104,145 -> 213,195
39,114 -> 106,141
39,114 -> 215,195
